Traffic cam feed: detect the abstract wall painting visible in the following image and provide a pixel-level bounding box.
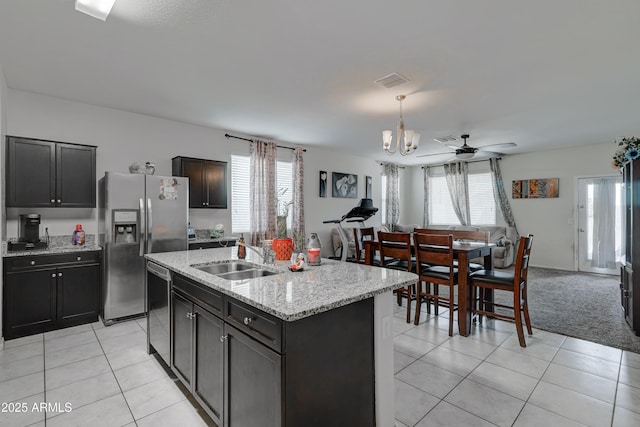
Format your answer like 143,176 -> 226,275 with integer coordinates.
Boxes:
512,178 -> 559,199
332,172 -> 358,198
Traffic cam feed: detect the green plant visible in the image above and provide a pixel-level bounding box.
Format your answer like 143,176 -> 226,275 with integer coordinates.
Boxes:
275,188 -> 293,239
613,136 -> 640,169
276,188 -> 293,217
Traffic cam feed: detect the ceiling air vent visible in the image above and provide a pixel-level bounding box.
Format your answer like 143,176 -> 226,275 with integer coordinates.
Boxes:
374,73 -> 409,89
433,135 -> 458,143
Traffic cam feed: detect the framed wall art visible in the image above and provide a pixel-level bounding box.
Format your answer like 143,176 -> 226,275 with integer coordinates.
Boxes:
332,172 -> 358,198
365,176 -> 372,199
512,178 -> 559,199
319,170 -> 327,197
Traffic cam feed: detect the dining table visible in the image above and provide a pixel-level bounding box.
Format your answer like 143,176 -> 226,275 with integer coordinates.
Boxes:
363,238 -> 495,336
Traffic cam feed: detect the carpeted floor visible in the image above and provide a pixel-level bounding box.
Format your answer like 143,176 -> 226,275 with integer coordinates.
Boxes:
493,266 -> 640,353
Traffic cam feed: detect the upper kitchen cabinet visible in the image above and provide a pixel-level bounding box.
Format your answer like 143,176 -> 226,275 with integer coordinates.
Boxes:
172,156 -> 227,209
6,136 -> 97,208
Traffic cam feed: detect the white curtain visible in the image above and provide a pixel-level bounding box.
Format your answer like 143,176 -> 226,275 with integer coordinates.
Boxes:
591,177 -> 617,268
291,147 -> 305,250
443,162 -> 471,226
382,163 -> 400,230
489,158 -> 519,232
422,166 -> 430,227
249,139 -> 277,245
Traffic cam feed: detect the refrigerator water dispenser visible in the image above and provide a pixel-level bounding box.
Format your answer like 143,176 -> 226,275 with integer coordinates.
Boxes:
113,210 -> 138,244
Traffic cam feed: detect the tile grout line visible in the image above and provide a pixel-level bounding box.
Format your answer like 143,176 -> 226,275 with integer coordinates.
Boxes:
90,322 -> 140,426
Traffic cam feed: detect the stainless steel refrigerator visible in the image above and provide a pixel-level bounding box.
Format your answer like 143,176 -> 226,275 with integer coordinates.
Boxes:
99,172 -> 188,324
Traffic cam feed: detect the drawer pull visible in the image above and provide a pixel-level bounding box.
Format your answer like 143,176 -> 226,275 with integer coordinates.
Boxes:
220,335 -> 228,342
30,261 -> 36,266
243,316 -> 254,325
77,256 -> 82,261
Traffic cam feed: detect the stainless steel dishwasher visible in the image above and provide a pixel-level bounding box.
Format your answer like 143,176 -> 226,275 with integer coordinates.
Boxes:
147,262 -> 171,366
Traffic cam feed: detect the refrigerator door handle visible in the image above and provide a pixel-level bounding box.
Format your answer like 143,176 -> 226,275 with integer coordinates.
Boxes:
147,198 -> 153,253
139,198 -> 145,256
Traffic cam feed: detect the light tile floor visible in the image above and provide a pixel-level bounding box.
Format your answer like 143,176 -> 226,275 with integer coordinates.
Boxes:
1,301 -> 640,427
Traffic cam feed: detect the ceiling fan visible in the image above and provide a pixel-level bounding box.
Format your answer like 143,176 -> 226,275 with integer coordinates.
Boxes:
418,134 -> 517,161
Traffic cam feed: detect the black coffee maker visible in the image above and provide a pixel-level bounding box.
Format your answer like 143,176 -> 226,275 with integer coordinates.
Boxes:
19,214 -> 41,243
8,214 -> 48,251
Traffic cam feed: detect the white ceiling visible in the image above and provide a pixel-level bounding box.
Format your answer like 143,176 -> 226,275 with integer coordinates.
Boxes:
1,0 -> 639,165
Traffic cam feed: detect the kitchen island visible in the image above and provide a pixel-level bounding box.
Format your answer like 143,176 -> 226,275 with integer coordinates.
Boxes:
146,246 -> 417,427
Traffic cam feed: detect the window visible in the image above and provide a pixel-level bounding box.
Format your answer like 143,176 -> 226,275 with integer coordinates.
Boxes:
231,155 -> 292,233
428,170 -> 496,226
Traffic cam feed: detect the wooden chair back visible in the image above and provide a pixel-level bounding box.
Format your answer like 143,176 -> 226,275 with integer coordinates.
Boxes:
377,231 -> 413,272
413,233 -> 454,269
414,228 -> 489,243
353,227 -> 375,263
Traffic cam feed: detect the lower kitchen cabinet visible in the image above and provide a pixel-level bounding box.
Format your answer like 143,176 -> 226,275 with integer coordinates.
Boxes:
225,324 -> 281,427
167,272 -> 374,427
171,288 -> 224,425
3,269 -> 57,338
3,251 -> 102,340
57,263 -> 101,327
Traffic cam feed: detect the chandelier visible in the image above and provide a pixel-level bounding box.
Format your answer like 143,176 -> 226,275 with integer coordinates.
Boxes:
382,95 -> 420,156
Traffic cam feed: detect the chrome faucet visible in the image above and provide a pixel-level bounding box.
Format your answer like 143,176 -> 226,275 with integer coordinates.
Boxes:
237,241 -> 275,265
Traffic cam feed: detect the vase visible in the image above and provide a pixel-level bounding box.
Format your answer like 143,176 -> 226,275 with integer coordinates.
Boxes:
272,237 -> 294,261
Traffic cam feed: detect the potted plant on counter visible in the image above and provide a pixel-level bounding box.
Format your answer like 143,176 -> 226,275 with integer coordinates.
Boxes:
273,188 -> 294,260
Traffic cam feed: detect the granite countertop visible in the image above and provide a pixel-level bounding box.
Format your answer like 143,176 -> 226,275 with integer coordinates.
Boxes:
146,247 -> 417,322
3,244 -> 102,257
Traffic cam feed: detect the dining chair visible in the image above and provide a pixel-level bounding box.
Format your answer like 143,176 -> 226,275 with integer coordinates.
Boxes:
353,227 -> 377,265
378,231 -> 416,322
469,234 -> 534,347
413,233 -> 458,335
414,228 -> 490,271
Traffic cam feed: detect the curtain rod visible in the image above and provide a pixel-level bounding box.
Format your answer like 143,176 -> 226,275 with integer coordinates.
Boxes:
379,163 -> 406,169
420,157 -> 501,169
224,133 -> 306,152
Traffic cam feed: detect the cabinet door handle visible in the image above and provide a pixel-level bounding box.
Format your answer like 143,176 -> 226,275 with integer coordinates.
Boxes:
186,312 -> 195,319
57,199 -> 61,204
50,199 -> 55,204
58,272 -> 62,277
51,273 -> 56,278
243,316 -> 254,325
77,256 -> 82,261
219,335 -> 228,342
30,260 -> 36,266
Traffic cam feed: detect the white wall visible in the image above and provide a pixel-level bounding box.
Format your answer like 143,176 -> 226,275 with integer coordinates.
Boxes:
403,143 -> 617,271
6,89 -> 389,256
500,143 -> 616,270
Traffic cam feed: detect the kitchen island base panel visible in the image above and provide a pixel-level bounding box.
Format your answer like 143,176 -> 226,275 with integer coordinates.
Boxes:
374,291 -> 395,427
283,297 -> 375,426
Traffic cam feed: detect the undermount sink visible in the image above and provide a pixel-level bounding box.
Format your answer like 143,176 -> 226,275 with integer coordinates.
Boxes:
216,269 -> 280,280
192,261 -> 280,280
193,261 -> 255,275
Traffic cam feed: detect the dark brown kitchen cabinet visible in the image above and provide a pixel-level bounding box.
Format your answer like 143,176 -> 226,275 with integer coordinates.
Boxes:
172,156 -> 227,209
167,272 -> 375,427
6,136 -> 96,208
3,251 -> 102,340
171,284 -> 224,426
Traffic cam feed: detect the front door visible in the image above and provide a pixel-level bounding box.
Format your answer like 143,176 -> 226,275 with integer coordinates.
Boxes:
576,176 -> 624,274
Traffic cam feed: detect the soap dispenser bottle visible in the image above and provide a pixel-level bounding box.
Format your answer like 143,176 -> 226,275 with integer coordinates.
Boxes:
237,233 -> 246,259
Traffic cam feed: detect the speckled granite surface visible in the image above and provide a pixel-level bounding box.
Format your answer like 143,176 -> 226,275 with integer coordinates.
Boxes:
146,247 -> 417,322
2,234 -> 102,257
